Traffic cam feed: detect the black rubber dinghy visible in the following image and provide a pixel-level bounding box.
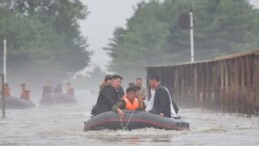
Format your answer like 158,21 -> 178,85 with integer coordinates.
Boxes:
0,96 -> 35,109
84,110 -> 189,131
39,93 -> 76,105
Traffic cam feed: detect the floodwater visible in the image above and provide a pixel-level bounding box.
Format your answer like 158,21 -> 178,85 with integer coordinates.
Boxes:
1,90 -> 259,146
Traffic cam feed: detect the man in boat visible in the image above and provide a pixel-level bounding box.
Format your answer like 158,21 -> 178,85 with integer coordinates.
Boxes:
66,82 -> 74,97
42,80 -> 53,98
117,85 -> 125,99
53,84 -> 63,94
4,83 -> 11,97
113,86 -> 145,119
148,74 -> 179,118
135,77 -> 147,100
128,82 -> 135,87
145,86 -> 156,111
91,75 -> 123,116
99,75 -> 112,91
20,83 -> 31,101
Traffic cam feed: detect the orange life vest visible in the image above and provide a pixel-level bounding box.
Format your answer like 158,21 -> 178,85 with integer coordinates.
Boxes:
123,96 -> 140,110
20,89 -> 30,100
66,87 -> 74,95
4,87 -> 11,97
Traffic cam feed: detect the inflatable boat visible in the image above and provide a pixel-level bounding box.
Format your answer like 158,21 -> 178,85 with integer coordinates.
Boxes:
0,96 -> 35,109
84,110 -> 189,131
39,93 -> 76,105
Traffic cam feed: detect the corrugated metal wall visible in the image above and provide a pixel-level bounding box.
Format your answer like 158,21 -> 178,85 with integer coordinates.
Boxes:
147,51 -> 259,115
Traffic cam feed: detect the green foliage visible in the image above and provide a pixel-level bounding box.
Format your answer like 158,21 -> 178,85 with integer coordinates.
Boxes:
0,0 -> 91,83
105,1 -> 170,78
105,0 -> 259,78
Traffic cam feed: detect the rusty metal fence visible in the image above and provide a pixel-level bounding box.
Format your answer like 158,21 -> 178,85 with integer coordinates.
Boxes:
147,50 -> 259,115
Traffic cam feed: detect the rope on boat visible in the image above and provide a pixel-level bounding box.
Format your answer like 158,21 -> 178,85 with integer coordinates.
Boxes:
120,110 -> 135,130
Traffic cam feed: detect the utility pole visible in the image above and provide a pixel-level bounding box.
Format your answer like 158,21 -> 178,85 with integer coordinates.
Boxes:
190,0 -> 195,62
1,39 -> 7,118
3,39 -> 6,83
1,73 -> 5,118
2,6 -> 7,118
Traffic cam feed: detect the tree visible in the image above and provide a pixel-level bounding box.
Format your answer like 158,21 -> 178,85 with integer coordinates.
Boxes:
105,1 -> 170,78
0,0 -> 91,84
105,0 -> 259,78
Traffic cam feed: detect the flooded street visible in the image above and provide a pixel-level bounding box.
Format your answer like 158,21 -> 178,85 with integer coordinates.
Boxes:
1,90 -> 259,146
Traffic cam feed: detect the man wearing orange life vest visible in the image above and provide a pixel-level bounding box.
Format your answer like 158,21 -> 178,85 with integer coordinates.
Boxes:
112,86 -> 145,119
20,83 -> 31,101
66,82 -> 74,97
4,83 -> 11,97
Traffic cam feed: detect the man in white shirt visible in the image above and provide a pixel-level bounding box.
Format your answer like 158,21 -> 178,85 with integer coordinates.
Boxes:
146,74 -> 179,118
145,88 -> 155,111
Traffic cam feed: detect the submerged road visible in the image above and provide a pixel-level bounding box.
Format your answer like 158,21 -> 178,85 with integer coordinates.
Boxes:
0,90 -> 259,146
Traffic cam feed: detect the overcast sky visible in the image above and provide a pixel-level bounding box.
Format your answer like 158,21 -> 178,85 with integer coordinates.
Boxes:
80,0 -> 259,72
80,0 -> 144,72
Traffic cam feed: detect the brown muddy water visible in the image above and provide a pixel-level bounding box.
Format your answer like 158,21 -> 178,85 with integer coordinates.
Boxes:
1,90 -> 259,146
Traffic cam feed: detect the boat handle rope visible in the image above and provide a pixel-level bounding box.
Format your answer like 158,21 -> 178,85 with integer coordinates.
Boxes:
120,110 -> 135,130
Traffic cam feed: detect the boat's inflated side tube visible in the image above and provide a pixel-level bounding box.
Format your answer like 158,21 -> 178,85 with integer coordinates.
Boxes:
84,110 -> 189,131
0,96 -> 35,109
39,93 -> 76,105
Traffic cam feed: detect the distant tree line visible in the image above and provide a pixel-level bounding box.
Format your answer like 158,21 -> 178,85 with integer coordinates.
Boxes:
0,0 -> 91,84
105,0 -> 259,78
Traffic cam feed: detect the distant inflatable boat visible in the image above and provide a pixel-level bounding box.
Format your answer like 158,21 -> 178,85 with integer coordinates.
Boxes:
39,93 -> 76,105
0,96 -> 35,109
84,110 -> 189,131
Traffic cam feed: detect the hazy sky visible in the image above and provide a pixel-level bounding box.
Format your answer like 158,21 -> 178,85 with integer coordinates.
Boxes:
80,0 -> 144,72
80,0 -> 259,72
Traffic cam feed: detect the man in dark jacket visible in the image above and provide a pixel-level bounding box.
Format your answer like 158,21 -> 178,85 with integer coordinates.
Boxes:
99,75 -> 112,92
117,86 -> 125,99
91,75 -> 123,116
148,74 -> 178,118
42,80 -> 53,98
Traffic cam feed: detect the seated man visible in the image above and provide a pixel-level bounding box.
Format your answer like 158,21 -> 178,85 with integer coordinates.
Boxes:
91,75 -> 123,116
66,82 -> 75,97
4,83 -> 11,97
54,84 -> 63,94
20,83 -> 31,102
42,80 -> 53,98
113,86 -> 145,119
135,77 -> 147,100
99,75 -> 112,91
